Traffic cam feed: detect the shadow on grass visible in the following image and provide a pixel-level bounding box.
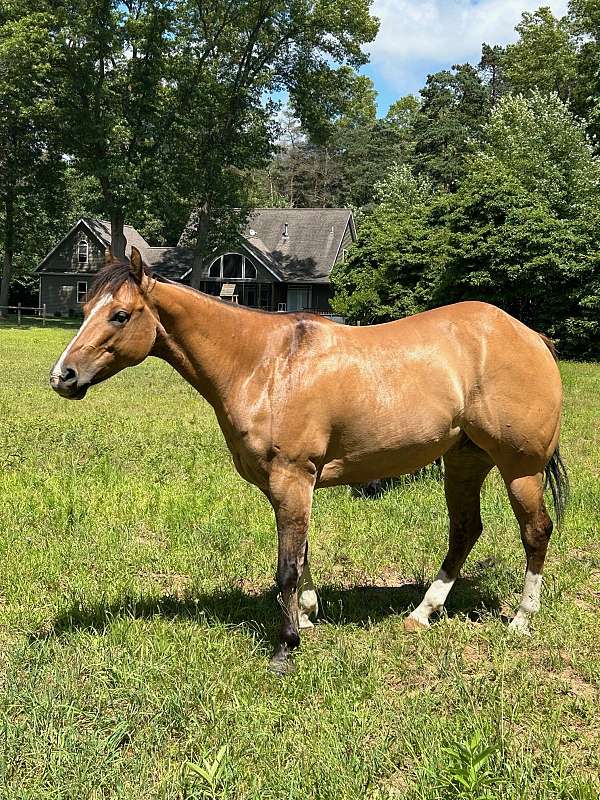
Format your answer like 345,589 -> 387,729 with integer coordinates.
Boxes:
33,576 -> 502,646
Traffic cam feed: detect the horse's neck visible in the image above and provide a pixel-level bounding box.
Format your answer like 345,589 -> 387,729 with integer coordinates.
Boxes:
150,282 -> 265,408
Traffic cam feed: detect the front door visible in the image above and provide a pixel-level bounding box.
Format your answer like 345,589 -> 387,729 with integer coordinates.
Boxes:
287,286 -> 311,312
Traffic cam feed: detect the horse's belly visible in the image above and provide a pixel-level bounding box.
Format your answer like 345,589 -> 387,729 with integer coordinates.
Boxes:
317,425 -> 461,487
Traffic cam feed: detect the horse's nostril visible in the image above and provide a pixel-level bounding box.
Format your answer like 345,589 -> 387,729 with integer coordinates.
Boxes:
61,367 -> 78,385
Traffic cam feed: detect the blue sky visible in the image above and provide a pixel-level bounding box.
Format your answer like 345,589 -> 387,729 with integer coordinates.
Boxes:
365,0 -> 569,115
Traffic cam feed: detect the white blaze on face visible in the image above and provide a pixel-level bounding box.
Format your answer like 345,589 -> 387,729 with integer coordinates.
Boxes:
51,293 -> 113,379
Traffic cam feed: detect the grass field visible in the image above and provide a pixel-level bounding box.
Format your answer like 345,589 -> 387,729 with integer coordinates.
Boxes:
0,323 -> 598,800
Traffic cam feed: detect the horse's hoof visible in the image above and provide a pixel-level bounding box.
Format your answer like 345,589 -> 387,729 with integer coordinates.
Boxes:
299,614 -> 315,631
403,615 -> 429,633
268,655 -> 297,677
508,617 -> 531,637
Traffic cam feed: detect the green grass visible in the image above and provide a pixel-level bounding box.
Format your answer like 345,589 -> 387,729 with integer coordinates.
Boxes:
0,324 -> 599,800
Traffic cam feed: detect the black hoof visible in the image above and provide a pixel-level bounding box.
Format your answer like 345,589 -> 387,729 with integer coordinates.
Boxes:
268,643 -> 297,676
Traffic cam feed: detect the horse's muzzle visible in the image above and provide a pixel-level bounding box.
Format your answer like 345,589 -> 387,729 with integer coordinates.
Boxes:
50,367 -> 89,400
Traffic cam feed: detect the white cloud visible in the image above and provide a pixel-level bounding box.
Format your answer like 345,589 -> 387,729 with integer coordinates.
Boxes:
369,0 -> 569,91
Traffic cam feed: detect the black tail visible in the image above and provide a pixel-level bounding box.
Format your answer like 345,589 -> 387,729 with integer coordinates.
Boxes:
544,446 -> 569,526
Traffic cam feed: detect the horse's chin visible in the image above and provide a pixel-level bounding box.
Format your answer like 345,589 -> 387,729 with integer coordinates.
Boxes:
71,383 -> 90,400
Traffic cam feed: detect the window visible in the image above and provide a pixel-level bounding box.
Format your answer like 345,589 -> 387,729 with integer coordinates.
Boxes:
78,238 -> 88,263
77,281 -> 88,304
207,253 -> 258,280
222,253 -> 243,279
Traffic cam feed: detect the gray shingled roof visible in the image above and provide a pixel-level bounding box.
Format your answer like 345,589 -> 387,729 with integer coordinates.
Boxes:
179,208 -> 354,283
83,218 -> 151,254
142,247 -> 194,279
36,210 -> 355,283
35,218 -> 151,273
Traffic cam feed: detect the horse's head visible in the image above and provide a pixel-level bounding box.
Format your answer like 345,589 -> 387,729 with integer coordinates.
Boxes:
50,247 -> 160,399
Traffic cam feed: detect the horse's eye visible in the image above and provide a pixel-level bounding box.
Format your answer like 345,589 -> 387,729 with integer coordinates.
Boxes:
112,310 -> 130,324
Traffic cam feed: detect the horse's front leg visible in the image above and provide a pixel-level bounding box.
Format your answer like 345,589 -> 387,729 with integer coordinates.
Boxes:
267,466 -> 315,675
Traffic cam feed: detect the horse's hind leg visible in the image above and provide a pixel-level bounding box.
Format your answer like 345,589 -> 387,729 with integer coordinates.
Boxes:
502,471 -> 553,635
406,441 -> 493,630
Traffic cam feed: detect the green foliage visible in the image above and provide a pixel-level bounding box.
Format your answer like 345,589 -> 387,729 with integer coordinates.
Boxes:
0,2 -> 61,307
334,92 -> 600,358
437,93 -> 600,357
412,64 -> 491,189
436,733 -> 499,800
504,8 -> 577,101
478,44 -> 508,104
50,0 -> 181,256
569,0 -> 600,142
185,745 -> 229,799
331,165 -> 444,323
253,83 -> 415,211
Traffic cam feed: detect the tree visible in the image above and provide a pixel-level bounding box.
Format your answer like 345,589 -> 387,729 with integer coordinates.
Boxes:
168,1 -> 378,286
411,64 -> 490,190
331,92 -> 600,357
437,92 -> 600,357
570,0 -> 600,143
478,44 -> 508,104
0,3 -> 64,313
332,93 -> 420,210
257,78 -> 413,212
51,0 -> 177,260
331,165 -> 444,323
504,7 -> 577,102
483,91 -> 600,218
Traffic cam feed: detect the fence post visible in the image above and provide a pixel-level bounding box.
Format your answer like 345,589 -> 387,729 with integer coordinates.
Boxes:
17,303 -> 21,326
43,303 -> 47,327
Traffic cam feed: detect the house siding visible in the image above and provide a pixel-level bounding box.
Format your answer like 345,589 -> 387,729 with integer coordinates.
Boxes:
40,274 -> 92,315
335,221 -> 354,265
39,224 -> 106,313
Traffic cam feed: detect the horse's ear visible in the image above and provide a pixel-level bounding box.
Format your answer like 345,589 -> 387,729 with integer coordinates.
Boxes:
105,247 -> 118,265
130,246 -> 144,281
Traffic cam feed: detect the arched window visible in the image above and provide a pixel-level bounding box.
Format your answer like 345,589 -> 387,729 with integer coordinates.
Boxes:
78,238 -> 88,264
222,253 -> 243,279
207,253 -> 259,280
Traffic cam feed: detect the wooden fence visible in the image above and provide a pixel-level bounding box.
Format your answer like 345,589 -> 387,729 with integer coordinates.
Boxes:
0,304 -> 47,325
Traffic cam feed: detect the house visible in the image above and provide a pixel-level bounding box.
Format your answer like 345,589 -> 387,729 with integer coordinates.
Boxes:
35,209 -> 356,316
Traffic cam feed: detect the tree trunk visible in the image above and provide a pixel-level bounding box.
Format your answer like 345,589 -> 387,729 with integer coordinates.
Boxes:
110,207 -> 127,261
0,191 -> 15,317
190,203 -> 210,289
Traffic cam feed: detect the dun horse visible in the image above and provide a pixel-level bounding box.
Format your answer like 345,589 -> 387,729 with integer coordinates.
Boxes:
50,248 -> 568,674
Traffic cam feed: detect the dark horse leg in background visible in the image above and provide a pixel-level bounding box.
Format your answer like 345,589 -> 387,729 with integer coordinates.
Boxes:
406,440 -> 493,629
